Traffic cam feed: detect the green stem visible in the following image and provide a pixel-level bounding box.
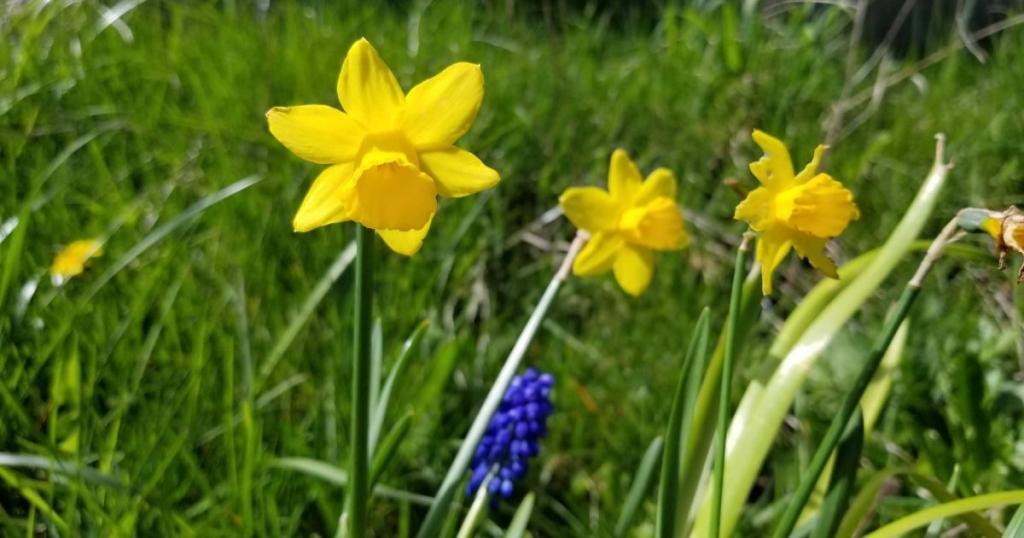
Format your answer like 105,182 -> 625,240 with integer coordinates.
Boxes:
772,213 -> 962,538
349,225 -> 374,538
455,477 -> 491,538
710,235 -> 750,538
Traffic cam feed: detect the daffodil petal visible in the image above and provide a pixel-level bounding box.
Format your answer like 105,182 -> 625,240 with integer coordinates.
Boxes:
378,215 -> 432,256
559,186 -> 620,232
419,147 -> 499,198
266,105 -> 364,164
348,152 -> 437,231
613,244 -> 654,297
293,163 -> 356,232
337,38 -> 405,128
755,229 -> 793,295
794,144 -> 827,184
750,129 -> 795,188
635,167 -> 677,206
783,173 -> 860,238
402,62 -> 483,150
573,232 -> 623,277
733,187 -> 774,232
792,233 -> 838,279
609,148 -> 643,203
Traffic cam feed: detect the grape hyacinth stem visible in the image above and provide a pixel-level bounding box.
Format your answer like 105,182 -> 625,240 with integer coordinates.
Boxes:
416,233 -> 586,538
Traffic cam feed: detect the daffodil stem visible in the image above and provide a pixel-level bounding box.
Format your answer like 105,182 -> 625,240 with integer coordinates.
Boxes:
348,225 -> 374,538
771,215 -> 963,538
710,233 -> 751,538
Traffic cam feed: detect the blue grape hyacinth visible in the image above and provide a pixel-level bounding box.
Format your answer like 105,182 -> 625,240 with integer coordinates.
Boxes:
466,367 -> 554,501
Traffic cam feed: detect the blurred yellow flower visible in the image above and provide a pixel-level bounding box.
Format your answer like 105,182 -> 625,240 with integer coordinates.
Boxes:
559,149 -> 688,297
266,38 -> 499,255
974,206 -> 1024,281
734,130 -> 859,295
51,239 -> 103,285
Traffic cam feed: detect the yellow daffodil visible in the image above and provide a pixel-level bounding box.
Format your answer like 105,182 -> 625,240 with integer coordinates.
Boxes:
266,38 -> 499,255
559,149 -> 688,297
51,239 -> 103,285
734,130 -> 860,295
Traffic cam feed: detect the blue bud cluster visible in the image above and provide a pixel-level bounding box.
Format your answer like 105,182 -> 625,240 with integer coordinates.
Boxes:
466,367 -> 554,500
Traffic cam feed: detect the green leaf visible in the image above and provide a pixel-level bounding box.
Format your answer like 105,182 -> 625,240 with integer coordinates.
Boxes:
810,410 -> 863,538
254,242 -> 357,393
1006,504 -> 1024,537
862,490 -> 1024,538
370,320 -> 429,454
616,436 -> 664,537
269,457 -> 433,506
657,308 -> 711,538
370,411 -> 413,488
505,493 -> 536,538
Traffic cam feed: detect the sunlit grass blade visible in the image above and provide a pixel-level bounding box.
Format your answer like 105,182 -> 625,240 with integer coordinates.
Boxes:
269,457 -> 433,506
616,436 -> 664,538
0,467 -> 69,533
504,492 -> 536,538
1006,503 -> 1024,537
810,410 -> 863,538
657,308 -> 711,538
415,235 -> 585,538
691,136 -> 951,538
455,478 -> 490,538
861,490 -> 1024,538
370,320 -> 429,455
835,468 -> 1001,538
0,452 -> 124,490
255,242 -> 357,393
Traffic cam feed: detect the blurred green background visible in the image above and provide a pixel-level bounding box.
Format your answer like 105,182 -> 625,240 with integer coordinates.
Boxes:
2,0 -> 1023,535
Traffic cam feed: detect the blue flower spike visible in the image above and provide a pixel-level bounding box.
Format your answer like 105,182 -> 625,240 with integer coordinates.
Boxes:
465,367 -> 554,502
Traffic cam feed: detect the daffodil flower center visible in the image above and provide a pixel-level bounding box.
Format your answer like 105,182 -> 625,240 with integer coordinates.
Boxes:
617,197 -> 685,251
346,129 -> 437,232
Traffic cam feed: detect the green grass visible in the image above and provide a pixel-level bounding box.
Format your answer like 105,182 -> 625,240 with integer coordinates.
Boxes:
2,1 -> 1023,536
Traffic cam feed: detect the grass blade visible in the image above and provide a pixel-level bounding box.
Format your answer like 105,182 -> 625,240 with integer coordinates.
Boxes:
255,241 -> 357,393
370,320 -> 429,455
370,411 -> 413,488
810,410 -> 863,538
862,490 -> 1024,538
269,457 -> 433,506
1006,504 -> 1024,537
504,493 -> 536,538
657,308 -> 712,538
616,436 -> 664,537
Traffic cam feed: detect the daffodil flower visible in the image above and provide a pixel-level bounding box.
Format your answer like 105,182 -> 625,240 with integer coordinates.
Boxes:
559,149 -> 688,296
734,130 -> 860,295
51,239 -> 103,285
266,38 -> 500,255
961,206 -> 1024,281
